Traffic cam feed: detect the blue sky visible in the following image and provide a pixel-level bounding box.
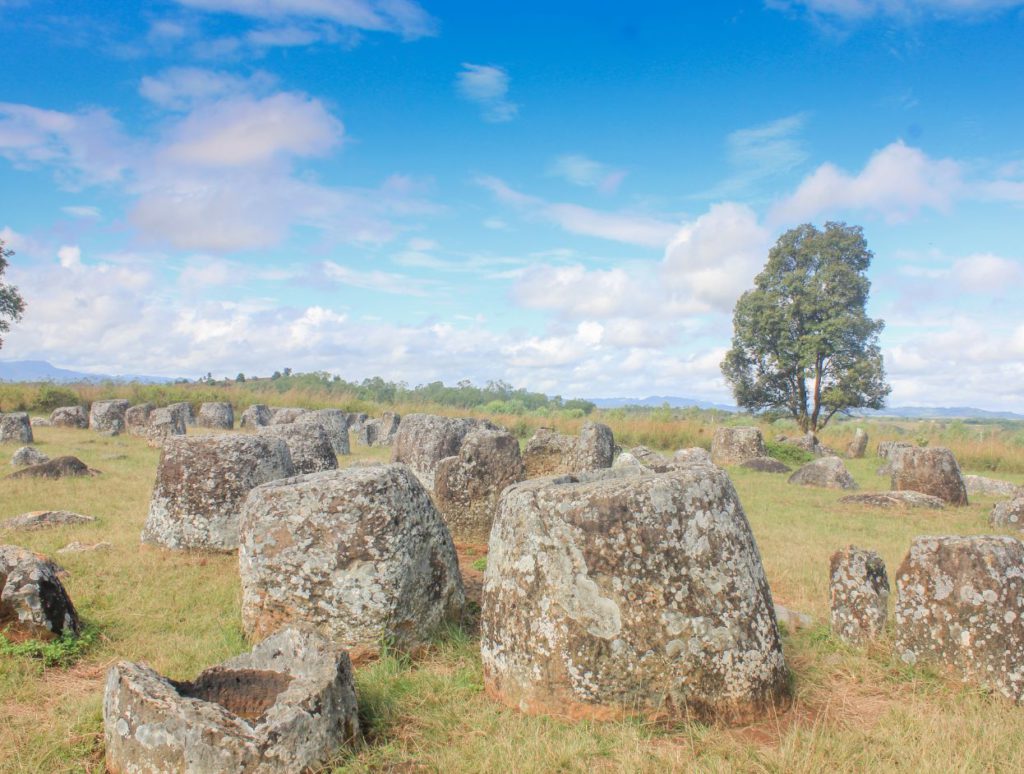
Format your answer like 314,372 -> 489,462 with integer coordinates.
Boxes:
1,0 -> 1023,408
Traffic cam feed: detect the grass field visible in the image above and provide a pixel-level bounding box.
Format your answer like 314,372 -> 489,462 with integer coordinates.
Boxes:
2,423 -> 1024,772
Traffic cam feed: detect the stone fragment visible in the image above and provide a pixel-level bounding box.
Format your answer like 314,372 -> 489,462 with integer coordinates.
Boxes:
964,474 -> 1021,498
49,405 -> 88,429
741,457 -> 791,474
847,428 -> 869,459
391,413 -> 498,489
258,423 -> 338,475
357,412 -> 401,447
89,399 -> 130,435
124,403 -> 154,437
710,426 -> 766,466
2,510 -> 96,531
0,412 -> 33,444
7,455 -> 99,479
197,402 -> 234,430
672,447 -> 714,468
142,434 -> 295,551
103,627 -> 359,774
269,407 -> 310,425
167,402 -> 196,427
434,427 -> 526,543
30,416 -> 51,427
239,464 -> 465,653
839,491 -> 946,509
891,446 -> 968,506
239,404 -> 272,430
990,494 -> 1024,530
0,544 -> 79,639
10,446 -> 49,467
894,535 -> 1024,703
788,456 -> 859,490
58,541 -> 112,554
481,467 -> 788,724
296,409 -> 351,455
145,406 -> 187,447
521,422 -> 615,478
829,546 -> 889,644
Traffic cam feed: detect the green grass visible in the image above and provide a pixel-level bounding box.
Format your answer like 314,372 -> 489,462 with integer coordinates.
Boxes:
3,424 -> 1024,772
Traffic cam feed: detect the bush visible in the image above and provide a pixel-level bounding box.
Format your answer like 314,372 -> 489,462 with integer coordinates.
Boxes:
33,384 -> 81,412
764,440 -> 814,466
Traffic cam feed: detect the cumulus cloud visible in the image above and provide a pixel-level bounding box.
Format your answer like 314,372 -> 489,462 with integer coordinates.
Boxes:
140,67 -> 277,110
456,64 -> 518,123
548,154 -> 627,193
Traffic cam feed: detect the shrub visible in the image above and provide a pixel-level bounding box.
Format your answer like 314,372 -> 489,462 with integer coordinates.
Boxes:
764,440 -> 814,466
33,384 -> 81,411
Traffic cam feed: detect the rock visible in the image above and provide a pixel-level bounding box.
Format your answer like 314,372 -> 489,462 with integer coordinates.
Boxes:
258,423 -> 338,475
296,409 -> 351,455
838,491 -> 946,509
2,510 -> 96,531
142,434 -> 295,552
847,428 -> 869,459
891,446 -> 968,506
30,416 -> 50,427
481,467 -> 788,724
877,441 -> 912,460
345,412 -> 369,433
774,603 -> 814,631
434,427 -> 526,543
990,494 -> 1024,530
167,402 -> 195,427
0,544 -> 80,639
741,457 -> 792,474
357,412 -> 401,447
124,403 -> 154,437
894,535 -> 1024,703
710,426 -> 767,466
829,546 -> 888,644
10,446 -> 49,467
521,422 -> 615,478
391,413 -> 497,490
628,445 -> 674,472
58,541 -> 112,554
239,464 -> 465,653
269,407 -> 310,425
788,456 -> 858,490
103,627 -> 359,774
49,405 -> 88,429
673,447 -> 714,468
145,406 -> 187,447
197,401 -> 234,430
89,399 -> 130,435
7,455 -> 99,479
240,404 -> 272,430
964,474 -> 1022,498
0,412 -> 33,444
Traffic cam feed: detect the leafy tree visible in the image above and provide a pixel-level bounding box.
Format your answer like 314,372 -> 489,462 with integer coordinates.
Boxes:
0,238 -> 26,349
721,222 -> 890,433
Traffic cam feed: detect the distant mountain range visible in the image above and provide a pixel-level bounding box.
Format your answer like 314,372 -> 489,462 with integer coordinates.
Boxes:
0,359 -> 178,384
586,395 -> 739,411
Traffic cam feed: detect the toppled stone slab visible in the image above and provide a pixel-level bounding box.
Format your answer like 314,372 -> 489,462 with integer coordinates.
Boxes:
392,413 -> 498,490
103,627 -> 359,774
124,403 -> 154,437
891,446 -> 968,506
357,412 -> 401,447
847,428 -> 869,459
90,399 -> 130,435
741,457 -> 792,474
146,406 -> 187,447
58,541 -> 112,554
788,456 -> 858,490
10,446 -> 49,467
142,435 -> 295,552
296,409 -> 351,455
894,535 -> 1024,703
7,455 -> 100,480
434,427 -> 526,543
2,510 -> 96,531
239,464 -> 464,653
711,426 -> 766,466
965,474 -> 1022,498
481,467 -> 788,724
829,546 -> 889,645
0,412 -> 33,444
991,494 -> 1024,530
198,402 -> 234,430
522,422 -> 615,478
49,405 -> 88,429
258,423 -> 338,475
240,404 -> 272,430
0,544 -> 80,639
839,491 -> 946,509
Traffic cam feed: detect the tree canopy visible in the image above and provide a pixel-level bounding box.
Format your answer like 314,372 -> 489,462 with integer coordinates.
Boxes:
721,222 -> 890,432
0,238 -> 26,349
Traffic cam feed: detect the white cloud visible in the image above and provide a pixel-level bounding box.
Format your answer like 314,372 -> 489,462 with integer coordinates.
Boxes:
57,245 -> 81,268
771,0 -> 1024,21
456,64 -> 518,123
548,154 -> 627,193
514,264 -> 651,318
61,205 -> 101,219
140,67 -> 277,110
322,260 -> 435,295
951,253 -> 1024,292
705,114 -> 809,196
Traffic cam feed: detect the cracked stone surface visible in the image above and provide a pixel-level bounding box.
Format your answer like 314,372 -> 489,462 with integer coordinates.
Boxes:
2,510 -> 96,531
788,456 -> 859,490
894,535 -> 1024,703
991,494 -> 1024,530
239,464 -> 465,654
522,422 -> 615,479
240,404 -> 272,430
891,447 -> 968,506
90,400 -> 130,435
710,427 -> 766,466
391,413 -> 498,491
481,467 -> 788,724
49,406 -> 88,429
0,544 -> 80,640
847,428 -> 869,459
10,446 -> 49,467
434,427 -> 525,543
258,423 -> 338,475
124,404 -> 154,437
0,412 -> 33,444
839,491 -> 946,509
829,546 -> 889,645
146,407 -> 186,448
965,475 -> 1021,498
198,402 -> 234,430
142,434 -> 295,552
296,409 -> 351,455
103,626 -> 359,774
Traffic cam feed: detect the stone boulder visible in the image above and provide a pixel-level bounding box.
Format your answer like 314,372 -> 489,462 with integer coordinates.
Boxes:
239,464 -> 465,654
788,456 -> 858,490
296,409 -> 351,455
197,401 -> 234,430
103,627 -> 359,774
991,494 -> 1024,530
877,441 -> 912,460
2,510 -> 96,531
0,412 -> 33,444
167,402 -> 195,427
894,536 -> 1024,703
673,447 -> 714,468
847,428 -> 869,459
49,405 -> 88,429
124,403 -> 154,437
142,435 -> 295,552
434,427 -> 526,543
10,446 -> 49,467
391,413 -> 497,490
481,467 -> 788,724
522,422 -> 615,478
829,546 -> 888,644
240,404 -> 272,430
710,426 -> 766,466
838,491 -> 946,509
146,407 -> 187,447
345,412 -> 369,433
891,446 -> 968,506
7,455 -> 99,479
258,423 -> 338,475
30,416 -> 51,427
0,544 -> 80,639
741,457 -> 791,474
964,474 -> 1021,498
89,399 -> 130,435
357,412 -> 401,447
269,407 -> 310,425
